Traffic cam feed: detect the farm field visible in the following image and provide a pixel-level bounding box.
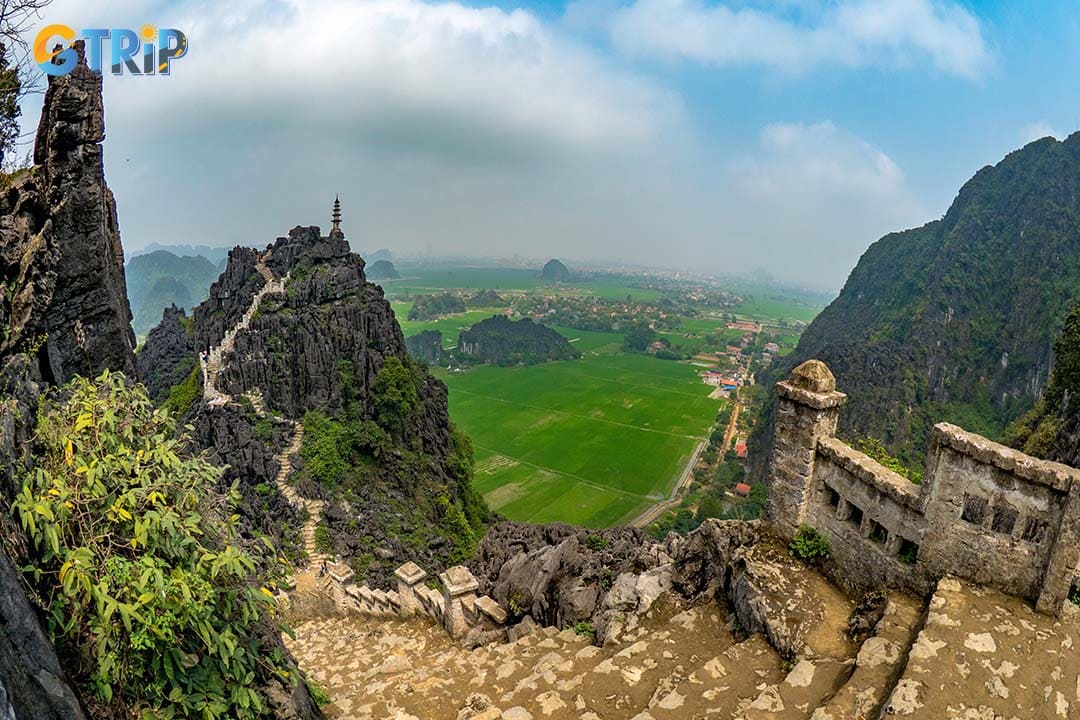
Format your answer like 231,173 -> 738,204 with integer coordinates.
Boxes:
382,265 -> 663,302
425,326 -> 723,527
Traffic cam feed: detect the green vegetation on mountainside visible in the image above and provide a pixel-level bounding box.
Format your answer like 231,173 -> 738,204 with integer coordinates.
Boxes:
753,134 -> 1080,471
457,316 -> 580,366
407,293 -> 467,320
295,357 -> 487,569
1007,299 -> 1080,465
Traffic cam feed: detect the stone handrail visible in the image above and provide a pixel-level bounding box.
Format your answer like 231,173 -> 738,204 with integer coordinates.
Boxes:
323,560 -> 507,639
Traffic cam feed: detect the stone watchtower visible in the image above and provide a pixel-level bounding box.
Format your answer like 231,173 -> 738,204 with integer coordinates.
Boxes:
766,360 -> 848,539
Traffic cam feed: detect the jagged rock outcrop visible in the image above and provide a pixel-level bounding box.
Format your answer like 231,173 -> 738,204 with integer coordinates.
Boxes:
135,304 -> 195,401
0,42 -> 131,720
174,224 -> 484,591
406,329 -> 444,365
220,229 -> 425,421
457,316 -> 579,366
193,245 -> 263,353
0,45 -> 320,720
0,41 -> 135,384
469,522 -> 679,640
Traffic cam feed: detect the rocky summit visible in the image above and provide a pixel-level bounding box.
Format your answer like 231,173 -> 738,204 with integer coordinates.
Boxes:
0,41 -> 134,385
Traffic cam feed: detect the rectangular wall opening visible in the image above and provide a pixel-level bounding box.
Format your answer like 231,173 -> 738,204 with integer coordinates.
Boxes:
868,519 -> 888,544
826,486 -> 841,510
961,493 -> 988,526
1021,516 -> 1048,544
848,504 -> 864,531
991,504 -> 1018,536
898,538 -> 919,565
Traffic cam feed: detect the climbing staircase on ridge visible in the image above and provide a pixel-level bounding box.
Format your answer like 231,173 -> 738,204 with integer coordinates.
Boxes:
202,257 -> 287,403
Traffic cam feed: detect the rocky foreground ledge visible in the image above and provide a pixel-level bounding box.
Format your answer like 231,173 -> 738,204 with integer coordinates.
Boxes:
283,517 -> 1080,719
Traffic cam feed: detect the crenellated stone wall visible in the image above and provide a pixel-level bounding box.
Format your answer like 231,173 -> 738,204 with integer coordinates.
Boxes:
766,360 -> 1080,616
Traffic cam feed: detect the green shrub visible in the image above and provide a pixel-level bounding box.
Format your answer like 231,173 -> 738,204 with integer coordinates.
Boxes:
850,436 -> 924,484
300,411 -> 350,488
372,357 -> 422,434
573,621 -> 596,641
162,362 -> 200,416
507,592 -> 527,619
253,417 -> 274,441
585,533 -> 608,551
13,371 -> 289,718
313,524 -> 333,554
305,680 -> 331,707
789,525 -> 830,561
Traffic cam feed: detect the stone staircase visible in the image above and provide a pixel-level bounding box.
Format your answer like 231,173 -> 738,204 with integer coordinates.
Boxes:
282,568 -> 946,720
203,256 -> 287,404
271,421 -> 328,566
286,599 -> 780,720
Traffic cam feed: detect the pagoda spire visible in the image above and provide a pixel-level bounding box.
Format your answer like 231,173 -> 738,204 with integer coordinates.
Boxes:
331,195 -> 342,235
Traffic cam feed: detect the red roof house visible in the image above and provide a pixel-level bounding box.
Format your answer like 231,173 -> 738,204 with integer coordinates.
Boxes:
734,482 -> 751,497
735,443 -> 748,459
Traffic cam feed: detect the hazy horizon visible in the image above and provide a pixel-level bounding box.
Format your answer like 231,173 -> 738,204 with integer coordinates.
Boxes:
20,0 -> 1080,293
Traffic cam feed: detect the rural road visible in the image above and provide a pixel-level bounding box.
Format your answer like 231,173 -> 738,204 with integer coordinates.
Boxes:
630,439 -> 707,528
628,395 -> 742,529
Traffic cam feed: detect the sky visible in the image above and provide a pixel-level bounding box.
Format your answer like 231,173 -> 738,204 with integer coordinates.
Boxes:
17,0 -> 1080,290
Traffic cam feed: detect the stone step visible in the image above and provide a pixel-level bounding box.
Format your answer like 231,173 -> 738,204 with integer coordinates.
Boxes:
649,634 -> 785,720
740,657 -> 853,720
576,604 -> 736,719
809,593 -> 924,720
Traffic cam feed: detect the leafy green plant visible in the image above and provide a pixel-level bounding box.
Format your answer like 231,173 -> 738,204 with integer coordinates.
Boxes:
573,621 -> 596,641
13,371 -> 291,718
373,357 -> 422,434
507,592 -> 527,619
305,679 -> 331,707
850,436 -> 924,484
161,362 -> 200,416
313,524 -> 333,554
585,533 -> 608,551
789,525 -> 830,562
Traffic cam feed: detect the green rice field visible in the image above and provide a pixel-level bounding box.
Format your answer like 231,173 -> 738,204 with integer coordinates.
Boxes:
417,324 -> 723,527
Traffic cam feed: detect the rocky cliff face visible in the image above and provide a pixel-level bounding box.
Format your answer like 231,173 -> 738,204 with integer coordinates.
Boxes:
0,42 -> 136,720
0,42 -> 135,385
135,304 -> 195,402
140,223 -> 488,589
193,245 -> 263,353
752,133 -> 1080,474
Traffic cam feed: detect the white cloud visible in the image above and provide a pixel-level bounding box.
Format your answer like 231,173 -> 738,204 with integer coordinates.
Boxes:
1019,121 -> 1062,145
714,121 -> 925,288
590,0 -> 991,79
120,0 -> 680,160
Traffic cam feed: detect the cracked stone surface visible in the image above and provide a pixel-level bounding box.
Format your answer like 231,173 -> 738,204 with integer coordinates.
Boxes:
882,576 -> 1080,718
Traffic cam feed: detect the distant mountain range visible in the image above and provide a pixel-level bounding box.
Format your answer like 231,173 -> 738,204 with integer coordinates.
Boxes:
126,250 -> 221,336
132,242 -> 231,266
753,133 -> 1080,470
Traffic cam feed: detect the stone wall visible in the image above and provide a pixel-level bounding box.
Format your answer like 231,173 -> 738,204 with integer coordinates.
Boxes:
766,360 -> 1080,615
